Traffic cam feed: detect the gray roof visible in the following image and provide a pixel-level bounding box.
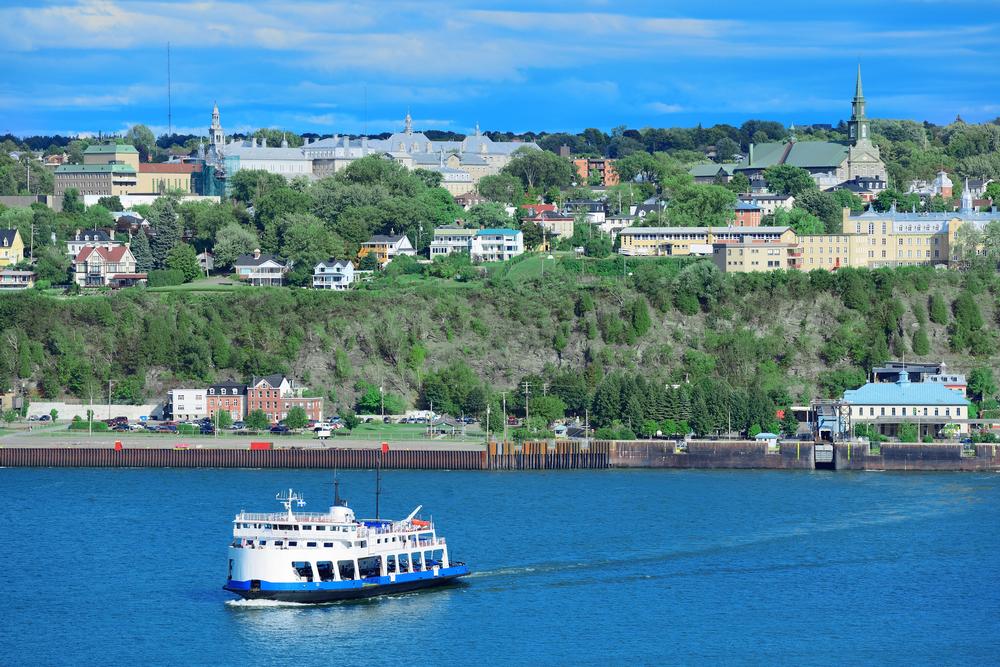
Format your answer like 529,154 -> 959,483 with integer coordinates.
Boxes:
223,141 -> 311,161
72,229 -> 112,242
252,374 -> 287,389
365,234 -> 408,244
234,253 -> 286,267
208,383 -> 247,395
315,259 -> 352,269
0,229 -> 19,246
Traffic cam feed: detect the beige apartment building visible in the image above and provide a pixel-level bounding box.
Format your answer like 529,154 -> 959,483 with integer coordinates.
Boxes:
55,143 -> 139,198
618,226 -> 796,256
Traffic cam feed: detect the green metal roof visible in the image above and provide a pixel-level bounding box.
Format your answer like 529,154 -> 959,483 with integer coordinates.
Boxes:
83,144 -> 138,154
55,164 -> 137,173
739,141 -> 848,170
689,163 -> 736,177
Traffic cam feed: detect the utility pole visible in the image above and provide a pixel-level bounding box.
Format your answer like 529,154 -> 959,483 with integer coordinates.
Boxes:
485,403 -> 491,446
380,385 -> 384,419
107,379 -> 113,420
522,381 -> 531,424
502,392 -> 507,444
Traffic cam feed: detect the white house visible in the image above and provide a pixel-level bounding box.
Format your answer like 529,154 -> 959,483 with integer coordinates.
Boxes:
429,225 -> 476,258
471,229 -> 524,262
359,234 -> 417,267
233,250 -> 288,286
313,259 -> 355,290
67,229 -> 117,257
843,371 -> 969,439
168,388 -> 208,420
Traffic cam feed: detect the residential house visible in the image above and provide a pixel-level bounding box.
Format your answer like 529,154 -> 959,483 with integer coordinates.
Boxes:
526,210 -> 574,240
234,249 -> 288,286
168,388 -> 208,420
907,170 -> 954,200
843,371 -> 969,439
429,225 -> 476,258
564,200 -> 607,224
313,259 -> 355,290
471,229 -> 524,262
358,234 -> 416,267
733,200 -> 762,227
0,229 -> 24,267
0,270 -> 35,289
206,383 -> 248,422
73,244 -> 146,288
67,229 -> 116,257
246,374 -> 323,423
197,251 -> 214,273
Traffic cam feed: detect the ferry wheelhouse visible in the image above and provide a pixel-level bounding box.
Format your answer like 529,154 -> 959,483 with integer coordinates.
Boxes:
223,488 -> 469,603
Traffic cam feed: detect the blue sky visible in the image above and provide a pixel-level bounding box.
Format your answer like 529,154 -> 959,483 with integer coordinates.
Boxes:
1,0 -> 998,138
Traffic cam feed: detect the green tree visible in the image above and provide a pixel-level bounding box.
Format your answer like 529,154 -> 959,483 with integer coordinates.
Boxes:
477,173 -> 523,204
49,408 -> 58,423
928,293 -> 948,325
528,395 -> 566,424
33,246 -> 70,283
667,184 -> 736,227
280,212 -> 344,285
501,147 -> 574,190
97,195 -> 123,211
214,223 -> 258,270
358,253 -> 380,271
229,170 -> 288,206
130,229 -> 153,273
897,422 -> 918,443
148,198 -> 181,269
770,207 -> 825,235
724,173 -> 751,195
284,406 -> 308,429
62,188 -> 84,215
125,124 -> 156,162
464,202 -> 512,229
968,367 -> 996,403
614,152 -> 664,189
911,327 -> 930,356
763,165 -> 816,196
245,409 -> 270,431
166,243 -> 201,282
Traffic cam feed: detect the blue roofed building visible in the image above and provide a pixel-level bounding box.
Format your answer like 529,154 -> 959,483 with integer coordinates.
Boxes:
471,228 -> 524,262
843,371 -> 970,439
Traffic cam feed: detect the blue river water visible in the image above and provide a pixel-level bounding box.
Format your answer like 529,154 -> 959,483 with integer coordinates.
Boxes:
2,468 -> 998,666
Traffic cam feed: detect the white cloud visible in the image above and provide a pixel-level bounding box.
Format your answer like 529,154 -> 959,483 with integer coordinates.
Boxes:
646,102 -> 684,114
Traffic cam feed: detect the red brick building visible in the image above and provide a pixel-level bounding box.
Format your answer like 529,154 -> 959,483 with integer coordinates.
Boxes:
573,158 -> 619,186
206,383 -> 247,422
733,200 -> 762,227
246,374 -> 323,423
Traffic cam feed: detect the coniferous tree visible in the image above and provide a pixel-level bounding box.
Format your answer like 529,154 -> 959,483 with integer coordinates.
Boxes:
149,198 -> 181,269
130,229 -> 153,273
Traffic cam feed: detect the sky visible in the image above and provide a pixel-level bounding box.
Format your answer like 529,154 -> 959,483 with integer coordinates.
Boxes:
1,0 -> 999,138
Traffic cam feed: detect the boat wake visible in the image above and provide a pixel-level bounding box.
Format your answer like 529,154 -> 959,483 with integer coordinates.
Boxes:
225,599 -> 309,608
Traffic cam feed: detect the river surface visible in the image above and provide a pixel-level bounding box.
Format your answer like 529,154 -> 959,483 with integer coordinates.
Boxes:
2,468 -> 998,665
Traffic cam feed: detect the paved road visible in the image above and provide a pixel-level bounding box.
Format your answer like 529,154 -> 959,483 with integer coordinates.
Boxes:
0,427 -> 485,451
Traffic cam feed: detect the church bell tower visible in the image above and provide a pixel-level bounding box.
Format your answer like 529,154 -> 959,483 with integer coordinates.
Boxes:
210,102 -> 224,147
847,65 -> 870,146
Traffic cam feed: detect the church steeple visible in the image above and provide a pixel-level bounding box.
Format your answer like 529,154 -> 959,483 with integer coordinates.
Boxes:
404,109 -> 413,135
848,65 -> 870,146
210,101 -> 224,147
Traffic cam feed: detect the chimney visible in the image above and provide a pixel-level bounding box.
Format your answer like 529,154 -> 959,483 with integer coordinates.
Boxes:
253,248 -> 261,259
261,138 -> 267,148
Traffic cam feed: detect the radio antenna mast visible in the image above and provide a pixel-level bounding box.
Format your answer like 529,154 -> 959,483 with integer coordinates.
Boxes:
167,42 -> 173,137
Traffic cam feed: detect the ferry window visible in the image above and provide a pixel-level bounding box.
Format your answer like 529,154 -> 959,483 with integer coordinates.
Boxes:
316,526 -> 326,531
307,542 -> 317,547
288,541 -> 298,547
259,540 -> 267,546
324,542 -> 333,548
303,525 -> 312,531
338,560 -> 357,580
386,555 -> 397,573
317,561 -> 335,582
275,540 -> 283,546
398,554 -> 410,571
291,561 -> 313,582
360,541 -> 367,548
358,557 -> 381,579
412,553 -> 423,569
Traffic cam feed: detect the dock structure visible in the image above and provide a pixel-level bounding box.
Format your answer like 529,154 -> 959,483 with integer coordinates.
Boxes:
0,440 -> 997,471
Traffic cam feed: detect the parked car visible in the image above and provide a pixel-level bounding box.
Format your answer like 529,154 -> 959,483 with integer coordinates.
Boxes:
39,415 -> 51,422
112,424 -> 130,432
157,424 -> 178,433
270,424 -> 291,435
231,421 -> 245,430
200,426 -> 215,435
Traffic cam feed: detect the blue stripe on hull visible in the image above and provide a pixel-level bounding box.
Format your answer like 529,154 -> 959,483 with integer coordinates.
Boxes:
224,565 -> 470,601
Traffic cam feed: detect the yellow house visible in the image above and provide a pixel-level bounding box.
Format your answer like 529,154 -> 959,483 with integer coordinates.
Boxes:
136,163 -> 198,194
712,242 -> 800,272
0,229 -> 25,266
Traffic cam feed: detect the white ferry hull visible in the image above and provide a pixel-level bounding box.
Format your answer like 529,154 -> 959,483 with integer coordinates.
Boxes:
224,565 -> 470,603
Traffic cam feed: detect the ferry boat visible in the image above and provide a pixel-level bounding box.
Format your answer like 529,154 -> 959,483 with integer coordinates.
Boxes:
223,485 -> 470,603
